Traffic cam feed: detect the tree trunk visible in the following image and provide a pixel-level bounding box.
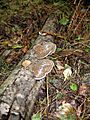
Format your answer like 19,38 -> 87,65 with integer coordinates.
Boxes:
0,14 -> 57,120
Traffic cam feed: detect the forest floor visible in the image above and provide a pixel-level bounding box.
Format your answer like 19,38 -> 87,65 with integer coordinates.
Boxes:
0,0 -> 90,120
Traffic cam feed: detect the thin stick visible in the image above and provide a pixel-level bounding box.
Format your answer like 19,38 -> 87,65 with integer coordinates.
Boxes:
73,7 -> 89,34
72,39 -> 90,46
44,76 -> 49,120
70,7 -> 89,38
40,31 -> 66,39
46,76 -> 49,107
68,0 -> 82,32
74,0 -> 77,4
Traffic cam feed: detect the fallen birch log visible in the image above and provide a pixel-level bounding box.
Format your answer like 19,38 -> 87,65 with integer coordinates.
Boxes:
0,14 -> 57,120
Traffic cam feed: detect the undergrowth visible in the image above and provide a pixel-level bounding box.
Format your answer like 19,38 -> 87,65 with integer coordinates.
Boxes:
0,0 -> 90,120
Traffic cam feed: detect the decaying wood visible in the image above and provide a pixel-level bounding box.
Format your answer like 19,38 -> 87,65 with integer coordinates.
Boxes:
0,15 -> 57,120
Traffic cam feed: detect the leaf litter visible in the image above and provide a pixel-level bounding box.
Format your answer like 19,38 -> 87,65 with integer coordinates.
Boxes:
0,0 -> 90,120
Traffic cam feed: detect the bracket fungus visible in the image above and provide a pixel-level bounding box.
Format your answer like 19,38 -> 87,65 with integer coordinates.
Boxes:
33,41 -> 56,59
30,59 -> 54,80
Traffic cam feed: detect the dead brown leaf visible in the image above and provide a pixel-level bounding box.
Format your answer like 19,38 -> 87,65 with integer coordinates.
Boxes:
22,46 -> 28,53
22,60 -> 31,68
79,83 -> 88,95
56,60 -> 64,71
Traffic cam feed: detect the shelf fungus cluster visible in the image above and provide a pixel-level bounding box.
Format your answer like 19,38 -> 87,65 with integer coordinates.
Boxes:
31,41 -> 56,80
22,41 -> 56,80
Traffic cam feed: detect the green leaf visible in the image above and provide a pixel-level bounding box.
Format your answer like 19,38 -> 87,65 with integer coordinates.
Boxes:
79,60 -> 88,67
50,79 -> 57,84
84,45 -> 90,53
64,64 -> 71,69
55,92 -> 63,100
70,83 -> 78,91
56,48 -> 62,52
12,25 -> 20,32
75,35 -> 81,41
59,18 -> 69,25
32,113 -> 41,120
12,44 -> 23,49
0,41 -> 10,45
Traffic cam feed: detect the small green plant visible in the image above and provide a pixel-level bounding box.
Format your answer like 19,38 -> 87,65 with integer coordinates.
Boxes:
75,35 -> 81,41
58,102 -> 76,120
70,83 -> 78,91
84,45 -> 90,53
59,17 -> 69,25
60,114 -> 76,120
32,113 -> 41,120
56,47 -> 62,52
55,92 -> 63,100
